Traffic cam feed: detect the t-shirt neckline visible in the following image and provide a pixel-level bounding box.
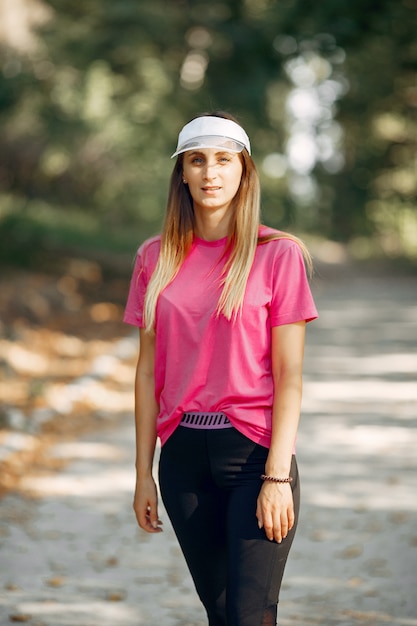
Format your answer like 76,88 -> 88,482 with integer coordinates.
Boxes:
193,235 -> 229,248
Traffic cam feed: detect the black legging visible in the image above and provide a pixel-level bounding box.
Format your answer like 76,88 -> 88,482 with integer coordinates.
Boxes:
159,425 -> 300,626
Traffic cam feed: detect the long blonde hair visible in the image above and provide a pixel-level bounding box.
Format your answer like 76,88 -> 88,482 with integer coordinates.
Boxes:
143,112 -> 312,331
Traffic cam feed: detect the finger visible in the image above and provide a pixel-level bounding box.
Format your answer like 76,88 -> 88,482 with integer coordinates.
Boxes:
276,505 -> 295,542
134,503 -> 162,533
279,512 -> 288,540
262,512 -> 275,541
273,519 -> 282,543
287,508 -> 295,532
256,502 -> 263,529
146,506 -> 163,531
133,504 -> 149,530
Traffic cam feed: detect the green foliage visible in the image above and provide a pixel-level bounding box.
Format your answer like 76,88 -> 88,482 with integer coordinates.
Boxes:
0,0 -> 416,263
0,194 -> 145,269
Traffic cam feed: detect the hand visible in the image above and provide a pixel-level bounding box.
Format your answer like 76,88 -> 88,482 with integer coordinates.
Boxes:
256,481 -> 294,543
133,475 -> 163,533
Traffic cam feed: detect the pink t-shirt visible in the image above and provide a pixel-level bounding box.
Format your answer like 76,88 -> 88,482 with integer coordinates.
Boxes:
124,227 -> 318,448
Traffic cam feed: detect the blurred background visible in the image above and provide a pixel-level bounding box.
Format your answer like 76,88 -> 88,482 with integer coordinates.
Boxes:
0,0 -> 416,487
1,0 -> 416,262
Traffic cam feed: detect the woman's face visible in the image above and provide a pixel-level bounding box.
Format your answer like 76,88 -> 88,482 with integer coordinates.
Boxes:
182,148 -> 243,216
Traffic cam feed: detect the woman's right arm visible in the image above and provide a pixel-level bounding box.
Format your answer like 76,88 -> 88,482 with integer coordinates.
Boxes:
132,327 -> 163,533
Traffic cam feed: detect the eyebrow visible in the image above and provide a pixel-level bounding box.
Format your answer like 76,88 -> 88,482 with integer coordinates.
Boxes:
186,150 -> 235,158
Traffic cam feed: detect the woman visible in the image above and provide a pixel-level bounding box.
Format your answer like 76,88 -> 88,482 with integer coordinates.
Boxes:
124,111 -> 318,626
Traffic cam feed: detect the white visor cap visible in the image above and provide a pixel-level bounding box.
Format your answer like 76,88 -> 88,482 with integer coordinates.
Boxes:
171,116 -> 251,158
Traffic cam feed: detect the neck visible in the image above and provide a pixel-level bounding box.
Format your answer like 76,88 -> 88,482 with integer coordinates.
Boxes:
193,207 -> 232,241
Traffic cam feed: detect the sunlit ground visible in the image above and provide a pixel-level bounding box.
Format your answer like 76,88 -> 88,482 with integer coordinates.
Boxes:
0,270 -> 416,625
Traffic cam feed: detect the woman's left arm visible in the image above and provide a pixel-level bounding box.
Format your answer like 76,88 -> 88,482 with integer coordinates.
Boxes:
256,321 -> 306,543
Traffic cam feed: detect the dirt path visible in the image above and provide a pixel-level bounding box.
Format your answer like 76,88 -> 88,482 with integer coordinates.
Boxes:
1,267 -> 416,625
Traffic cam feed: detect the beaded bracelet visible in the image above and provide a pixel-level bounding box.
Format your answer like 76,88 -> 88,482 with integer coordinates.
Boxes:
260,474 -> 293,483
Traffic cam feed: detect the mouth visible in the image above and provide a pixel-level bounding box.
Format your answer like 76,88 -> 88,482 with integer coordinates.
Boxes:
202,186 -> 221,192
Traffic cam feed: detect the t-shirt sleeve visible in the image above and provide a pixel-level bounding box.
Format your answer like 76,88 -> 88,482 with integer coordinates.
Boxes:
123,239 -> 159,327
269,242 -> 318,327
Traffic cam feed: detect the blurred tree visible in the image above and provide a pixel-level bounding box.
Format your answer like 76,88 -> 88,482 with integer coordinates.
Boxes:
280,0 -> 417,256
0,0 -> 416,261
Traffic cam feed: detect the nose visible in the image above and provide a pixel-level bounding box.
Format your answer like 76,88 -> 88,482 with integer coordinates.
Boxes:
202,161 -> 218,180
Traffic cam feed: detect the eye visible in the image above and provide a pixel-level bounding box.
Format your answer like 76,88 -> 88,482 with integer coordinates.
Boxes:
190,156 -> 204,164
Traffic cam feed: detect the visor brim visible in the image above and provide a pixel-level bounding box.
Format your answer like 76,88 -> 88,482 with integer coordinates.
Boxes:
171,136 -> 246,158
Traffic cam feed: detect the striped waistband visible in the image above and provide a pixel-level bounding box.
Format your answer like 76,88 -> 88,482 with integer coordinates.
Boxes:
180,412 -> 232,429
